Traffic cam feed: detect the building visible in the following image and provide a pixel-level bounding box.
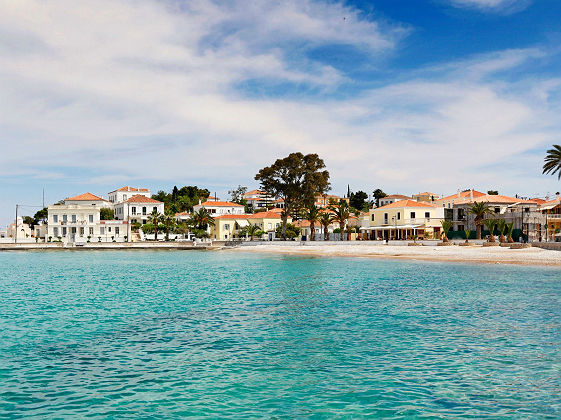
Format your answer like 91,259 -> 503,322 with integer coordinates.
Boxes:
412,192 -> 441,203
193,200 -> 244,215
360,200 -> 445,240
6,217 -> 32,240
47,192 -> 128,243
379,194 -> 411,208
451,194 -> 544,240
243,189 -> 276,209
114,195 -> 164,224
314,194 -> 349,208
435,189 -> 486,211
108,187 -> 150,204
540,196 -> 561,241
210,214 -> 251,240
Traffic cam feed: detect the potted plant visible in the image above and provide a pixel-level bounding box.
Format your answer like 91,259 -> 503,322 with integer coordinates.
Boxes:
482,219 -> 499,246
111,236 -> 115,242
439,220 -> 454,245
496,220 -> 507,243
48,236 -> 52,242
506,222 -> 515,243
87,235 -> 91,243
57,236 -> 62,242
124,235 -> 128,242
98,236 -> 102,242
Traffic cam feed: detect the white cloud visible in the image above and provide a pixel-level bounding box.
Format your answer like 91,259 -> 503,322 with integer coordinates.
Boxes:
0,0 -> 559,225
448,0 -> 531,12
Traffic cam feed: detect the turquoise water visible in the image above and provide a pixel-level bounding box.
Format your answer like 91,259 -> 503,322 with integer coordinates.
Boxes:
1,251 -> 561,418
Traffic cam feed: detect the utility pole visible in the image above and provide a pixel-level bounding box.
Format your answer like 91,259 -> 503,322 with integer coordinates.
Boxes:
14,204 -> 18,244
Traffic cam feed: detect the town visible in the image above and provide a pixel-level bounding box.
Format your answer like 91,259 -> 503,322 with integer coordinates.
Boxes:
2,184 -> 560,245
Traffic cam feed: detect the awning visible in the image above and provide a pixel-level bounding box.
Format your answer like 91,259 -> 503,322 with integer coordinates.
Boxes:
360,225 -> 422,230
236,219 -> 249,228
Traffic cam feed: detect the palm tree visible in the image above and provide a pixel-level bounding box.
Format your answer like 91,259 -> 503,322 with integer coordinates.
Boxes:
543,145 -> 561,179
241,223 -> 263,241
329,200 -> 350,241
483,218 -> 498,242
147,209 -> 163,241
441,220 -> 453,243
496,219 -> 507,243
302,204 -> 321,241
506,222 -> 515,243
162,213 -> 176,241
468,201 -> 493,239
319,212 -> 333,241
189,208 -> 215,231
464,229 -> 471,244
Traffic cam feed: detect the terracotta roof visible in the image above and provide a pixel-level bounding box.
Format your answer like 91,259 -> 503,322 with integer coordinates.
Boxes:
244,189 -> 266,195
198,201 -> 243,207
110,186 -> 150,193
66,192 -> 106,201
214,214 -> 249,220
175,212 -> 190,216
293,220 -> 311,227
530,198 -> 546,204
436,190 -> 486,202
377,200 -> 436,209
415,192 -> 439,196
383,194 -> 410,200
454,194 -> 538,205
247,211 -> 282,219
124,195 -> 162,204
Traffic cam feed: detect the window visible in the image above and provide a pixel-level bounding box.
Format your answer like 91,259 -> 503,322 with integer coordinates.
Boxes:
131,207 -> 136,215
410,212 -> 416,219
53,215 -> 58,223
62,227 -> 67,236
71,227 -> 76,234
153,207 -> 157,212
100,227 -> 105,235
63,214 -> 67,222
89,227 -> 93,235
115,227 -> 120,235
458,209 -> 465,220
80,227 -> 84,235
123,195 -> 127,200
524,207 -> 530,213
371,214 -> 375,222
142,207 -> 147,215
108,227 -> 112,233
494,207 -> 500,214
384,213 -> 388,223
53,227 -> 59,237
425,212 -> 430,218
89,214 -> 94,223
397,212 -> 401,220
225,224 -> 230,230
71,214 -> 76,223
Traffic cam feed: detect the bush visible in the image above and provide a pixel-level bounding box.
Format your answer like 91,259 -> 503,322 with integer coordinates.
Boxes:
275,223 -> 300,239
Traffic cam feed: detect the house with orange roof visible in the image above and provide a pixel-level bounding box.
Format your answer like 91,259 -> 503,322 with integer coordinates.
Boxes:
539,194 -> 561,241
209,210 -> 288,240
194,200 -> 244,215
108,186 -> 150,204
412,192 -> 441,203
314,194 -> 349,208
114,195 -> 164,225
64,192 -> 110,206
360,200 -> 445,240
451,194 -> 544,241
379,194 -> 411,208
243,189 -> 277,209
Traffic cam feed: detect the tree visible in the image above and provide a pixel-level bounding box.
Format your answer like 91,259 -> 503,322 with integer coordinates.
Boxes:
255,152 -> 330,239
319,212 -> 332,241
162,213 -> 176,241
189,208 -> 215,230
349,191 -> 368,212
147,209 -> 163,241
468,201 -> 493,239
464,229 -> 472,243
487,190 -> 499,195
329,200 -> 350,241
23,216 -> 35,228
301,204 -> 321,241
372,189 -> 387,207
441,220 -> 453,243
275,223 -> 300,240
543,145 -> 561,180
228,185 -> 247,204
33,208 -> 48,225
100,208 -> 114,220
506,222 -> 515,243
496,219 -> 507,243
483,218 -> 498,242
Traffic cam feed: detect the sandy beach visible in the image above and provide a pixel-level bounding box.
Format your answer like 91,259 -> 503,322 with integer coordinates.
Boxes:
229,243 -> 561,266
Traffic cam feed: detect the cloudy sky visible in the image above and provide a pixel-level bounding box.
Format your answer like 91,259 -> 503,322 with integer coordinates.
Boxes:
1,0 -> 561,224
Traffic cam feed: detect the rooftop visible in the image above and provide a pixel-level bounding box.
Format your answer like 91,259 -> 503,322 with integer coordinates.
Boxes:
247,211 -> 282,219
109,186 -> 149,193
124,195 -> 162,204
377,200 -> 436,209
197,201 -> 244,207
436,190 -> 486,202
454,194 -> 537,205
65,192 -> 106,201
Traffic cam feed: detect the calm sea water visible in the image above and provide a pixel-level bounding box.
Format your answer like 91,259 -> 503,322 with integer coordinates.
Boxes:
1,251 -> 561,418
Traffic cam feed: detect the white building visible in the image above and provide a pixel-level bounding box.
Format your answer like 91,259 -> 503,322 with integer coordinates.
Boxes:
108,186 -> 150,204
243,189 -> 275,209
114,195 -> 164,224
48,193 -> 128,243
379,194 -> 411,208
7,217 -> 32,240
193,200 -> 245,215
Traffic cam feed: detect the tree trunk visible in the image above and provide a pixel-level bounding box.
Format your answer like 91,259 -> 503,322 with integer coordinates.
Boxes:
310,221 -> 315,241
281,214 -> 288,240
476,223 -> 482,240
340,221 -> 345,241
154,226 -> 158,241
324,226 -> 328,241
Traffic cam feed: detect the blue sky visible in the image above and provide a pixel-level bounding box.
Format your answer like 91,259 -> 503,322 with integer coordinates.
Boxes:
1,0 -> 561,225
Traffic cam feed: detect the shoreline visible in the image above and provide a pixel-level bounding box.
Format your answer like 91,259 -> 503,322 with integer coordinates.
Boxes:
226,243 -> 561,267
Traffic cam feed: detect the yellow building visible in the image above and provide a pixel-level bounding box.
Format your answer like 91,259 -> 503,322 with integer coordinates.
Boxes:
209,210 -> 289,241
360,200 -> 445,240
542,197 -> 561,241
412,192 -> 441,203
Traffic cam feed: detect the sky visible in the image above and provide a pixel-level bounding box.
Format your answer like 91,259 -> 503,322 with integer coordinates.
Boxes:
2,0 -> 561,225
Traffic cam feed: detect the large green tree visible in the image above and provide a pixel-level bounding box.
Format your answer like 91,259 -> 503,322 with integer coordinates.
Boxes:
372,189 -> 387,207
255,152 -> 330,239
33,208 -> 48,225
100,208 -> 114,220
349,190 -> 368,211
543,145 -> 561,180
